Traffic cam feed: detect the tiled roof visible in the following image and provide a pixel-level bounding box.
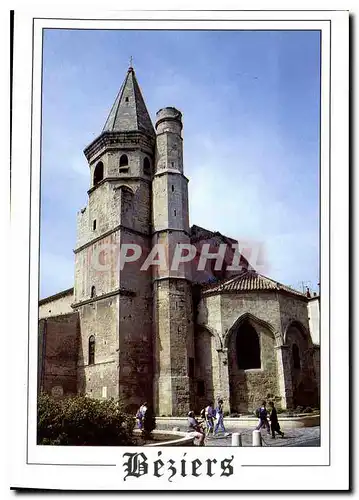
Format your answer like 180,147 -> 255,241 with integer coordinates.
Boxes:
201,271 -> 306,299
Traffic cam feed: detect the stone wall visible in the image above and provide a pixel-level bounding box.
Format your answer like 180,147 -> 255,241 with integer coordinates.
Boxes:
227,320 -> 278,413
38,313 -> 79,397
197,291 -> 282,346
193,327 -> 219,411
76,296 -> 119,400
153,279 -> 194,416
285,324 -> 319,408
39,289 -> 74,319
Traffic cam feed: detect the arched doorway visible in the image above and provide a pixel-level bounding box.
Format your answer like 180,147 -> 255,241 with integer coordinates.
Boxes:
227,315 -> 277,414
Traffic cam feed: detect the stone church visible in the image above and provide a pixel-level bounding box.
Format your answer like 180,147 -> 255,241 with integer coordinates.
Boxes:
38,65 -> 320,416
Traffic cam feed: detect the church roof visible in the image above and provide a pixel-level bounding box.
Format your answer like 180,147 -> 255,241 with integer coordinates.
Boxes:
102,66 -> 155,137
201,270 -> 306,299
190,224 -> 237,244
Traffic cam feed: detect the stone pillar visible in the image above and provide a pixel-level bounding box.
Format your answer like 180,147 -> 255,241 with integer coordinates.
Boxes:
252,430 -> 262,447
275,345 -> 294,409
216,348 -> 230,414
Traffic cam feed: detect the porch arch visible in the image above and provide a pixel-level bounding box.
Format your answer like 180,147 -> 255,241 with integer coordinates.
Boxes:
224,312 -> 277,348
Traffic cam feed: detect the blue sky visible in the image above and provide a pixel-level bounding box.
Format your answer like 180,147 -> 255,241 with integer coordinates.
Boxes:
40,29 -> 320,298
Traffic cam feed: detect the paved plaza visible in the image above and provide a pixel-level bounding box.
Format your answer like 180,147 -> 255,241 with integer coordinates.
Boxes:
157,421 -> 320,447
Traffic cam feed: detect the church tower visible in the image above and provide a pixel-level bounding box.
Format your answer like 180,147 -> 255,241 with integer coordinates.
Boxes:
73,66 -> 155,410
152,107 -> 195,415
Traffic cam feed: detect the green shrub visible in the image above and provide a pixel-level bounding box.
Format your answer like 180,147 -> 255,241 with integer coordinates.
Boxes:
37,393 -> 135,446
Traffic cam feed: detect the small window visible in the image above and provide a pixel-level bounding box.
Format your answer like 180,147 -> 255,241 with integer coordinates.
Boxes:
143,157 -> 151,175
88,336 -> 95,365
93,161 -> 104,186
197,380 -> 205,397
188,357 -> 195,378
292,344 -> 301,369
120,154 -> 129,167
125,96 -> 129,102
171,185 -> 174,192
91,286 -> 96,298
93,219 -> 96,230
174,209 -> 176,216
171,161 -> 174,168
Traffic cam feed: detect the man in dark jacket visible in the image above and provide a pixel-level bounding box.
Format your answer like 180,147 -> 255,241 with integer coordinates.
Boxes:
268,401 -> 284,438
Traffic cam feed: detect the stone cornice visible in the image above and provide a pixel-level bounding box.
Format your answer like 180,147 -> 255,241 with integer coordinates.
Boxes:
74,224 -> 151,254
152,276 -> 192,284
72,287 -> 136,309
153,169 -> 189,182
152,228 -> 190,237
39,287 -> 74,305
84,130 -> 155,162
87,176 -> 152,195
155,130 -> 183,139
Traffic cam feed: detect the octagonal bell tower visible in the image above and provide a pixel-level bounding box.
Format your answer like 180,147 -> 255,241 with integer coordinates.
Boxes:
73,66 -> 155,410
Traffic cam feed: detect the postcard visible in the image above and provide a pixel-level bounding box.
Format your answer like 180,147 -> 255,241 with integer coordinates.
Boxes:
9,6 -> 349,492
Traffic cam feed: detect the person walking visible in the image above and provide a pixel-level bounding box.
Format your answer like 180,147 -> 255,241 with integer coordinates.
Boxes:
268,401 -> 284,439
214,399 -> 228,436
135,407 -> 143,429
186,411 -> 205,446
205,401 -> 215,436
255,400 -> 270,434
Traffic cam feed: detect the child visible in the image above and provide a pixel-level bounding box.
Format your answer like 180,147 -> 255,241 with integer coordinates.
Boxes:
268,401 -> 284,439
255,400 -> 270,434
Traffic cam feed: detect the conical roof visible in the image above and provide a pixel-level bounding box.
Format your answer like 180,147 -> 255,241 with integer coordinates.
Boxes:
102,66 -> 155,137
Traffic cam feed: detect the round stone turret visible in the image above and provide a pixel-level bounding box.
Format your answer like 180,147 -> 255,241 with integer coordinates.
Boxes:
155,107 -> 183,135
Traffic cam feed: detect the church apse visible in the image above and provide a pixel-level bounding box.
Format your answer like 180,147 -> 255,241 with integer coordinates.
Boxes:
226,316 -> 279,414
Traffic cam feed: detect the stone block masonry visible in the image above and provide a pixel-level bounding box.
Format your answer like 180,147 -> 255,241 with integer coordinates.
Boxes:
38,313 -> 79,397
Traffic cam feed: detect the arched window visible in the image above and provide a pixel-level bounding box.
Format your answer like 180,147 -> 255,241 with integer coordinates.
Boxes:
88,336 -> 95,365
90,286 -> 96,298
93,162 -> 104,185
292,343 -> 301,369
236,321 -> 261,370
143,157 -> 151,175
120,154 -> 128,167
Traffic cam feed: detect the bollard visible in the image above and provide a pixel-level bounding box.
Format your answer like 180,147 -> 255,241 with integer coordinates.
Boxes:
231,432 -> 242,447
252,430 -> 262,447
